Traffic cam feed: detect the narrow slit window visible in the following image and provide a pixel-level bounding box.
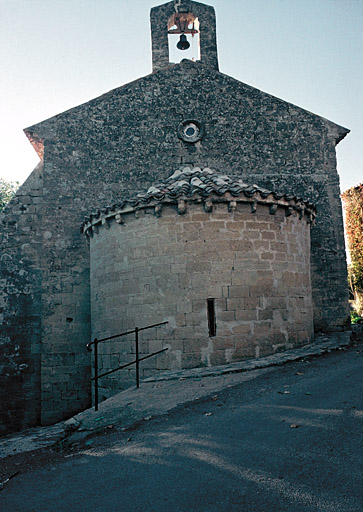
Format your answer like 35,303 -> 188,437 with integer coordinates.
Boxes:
207,298 -> 216,337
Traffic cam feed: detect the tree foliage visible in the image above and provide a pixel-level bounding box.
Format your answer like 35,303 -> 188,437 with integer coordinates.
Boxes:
0,178 -> 19,211
342,183 -> 363,314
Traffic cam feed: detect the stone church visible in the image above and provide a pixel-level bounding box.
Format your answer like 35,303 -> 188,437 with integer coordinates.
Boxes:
0,0 -> 349,435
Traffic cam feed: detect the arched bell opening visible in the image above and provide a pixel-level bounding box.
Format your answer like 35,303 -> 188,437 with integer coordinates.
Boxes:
168,12 -> 200,64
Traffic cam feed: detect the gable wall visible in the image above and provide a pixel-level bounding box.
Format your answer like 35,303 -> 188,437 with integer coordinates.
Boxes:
34,60 -> 347,333
1,61 -> 348,433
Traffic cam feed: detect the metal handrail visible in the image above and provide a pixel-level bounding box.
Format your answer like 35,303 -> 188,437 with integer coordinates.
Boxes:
93,348 -> 168,381
86,321 -> 168,349
87,321 -> 168,411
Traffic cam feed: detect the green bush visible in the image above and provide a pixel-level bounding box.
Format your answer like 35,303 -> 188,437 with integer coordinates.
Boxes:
351,310 -> 363,324
0,178 -> 19,211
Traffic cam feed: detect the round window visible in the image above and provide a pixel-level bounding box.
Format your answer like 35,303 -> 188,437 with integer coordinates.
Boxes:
185,126 -> 197,137
178,120 -> 204,143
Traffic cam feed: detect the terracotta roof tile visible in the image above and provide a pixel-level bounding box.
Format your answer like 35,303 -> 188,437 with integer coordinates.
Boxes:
82,167 -> 316,234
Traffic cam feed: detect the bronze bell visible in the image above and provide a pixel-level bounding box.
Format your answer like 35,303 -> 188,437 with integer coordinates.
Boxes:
177,34 -> 190,50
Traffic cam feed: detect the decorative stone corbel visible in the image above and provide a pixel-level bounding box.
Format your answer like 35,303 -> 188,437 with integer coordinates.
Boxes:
204,200 -> 213,213
228,201 -> 237,212
285,206 -> 293,217
102,218 -> 110,229
155,204 -> 163,217
115,213 -> 123,224
269,204 -> 278,215
178,200 -> 187,214
250,201 -> 257,213
306,210 -> 314,224
295,206 -> 303,220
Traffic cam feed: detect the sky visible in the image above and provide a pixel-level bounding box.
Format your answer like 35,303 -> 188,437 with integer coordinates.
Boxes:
0,0 -> 362,193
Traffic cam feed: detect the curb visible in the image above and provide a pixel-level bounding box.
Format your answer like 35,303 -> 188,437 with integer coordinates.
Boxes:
143,332 -> 352,382
0,331 -> 353,458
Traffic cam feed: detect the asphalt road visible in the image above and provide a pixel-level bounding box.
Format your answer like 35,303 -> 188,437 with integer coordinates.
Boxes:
1,344 -> 362,512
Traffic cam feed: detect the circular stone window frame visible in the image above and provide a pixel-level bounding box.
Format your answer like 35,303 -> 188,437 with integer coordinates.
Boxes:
177,120 -> 204,143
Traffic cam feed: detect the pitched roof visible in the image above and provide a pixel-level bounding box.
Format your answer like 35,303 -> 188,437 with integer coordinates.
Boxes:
135,166 -> 314,203
82,166 -> 316,236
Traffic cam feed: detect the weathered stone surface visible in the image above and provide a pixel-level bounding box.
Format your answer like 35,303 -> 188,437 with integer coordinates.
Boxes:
0,0 -> 349,435
151,1 -> 218,72
88,175 -> 314,399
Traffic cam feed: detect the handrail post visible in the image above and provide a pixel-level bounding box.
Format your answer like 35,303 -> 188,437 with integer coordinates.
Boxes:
135,327 -> 140,389
88,322 -> 168,405
94,339 -> 99,411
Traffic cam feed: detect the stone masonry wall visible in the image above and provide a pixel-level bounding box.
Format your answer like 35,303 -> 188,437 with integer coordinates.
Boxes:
1,55 -> 348,433
0,164 -> 43,435
151,1 -> 219,72
89,201 -> 313,401
25,60 -> 347,335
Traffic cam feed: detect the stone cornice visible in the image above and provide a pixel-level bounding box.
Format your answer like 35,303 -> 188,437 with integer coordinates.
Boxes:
82,167 -> 316,237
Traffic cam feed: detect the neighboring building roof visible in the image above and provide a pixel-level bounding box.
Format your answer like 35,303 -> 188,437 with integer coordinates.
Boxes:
82,166 -> 316,236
